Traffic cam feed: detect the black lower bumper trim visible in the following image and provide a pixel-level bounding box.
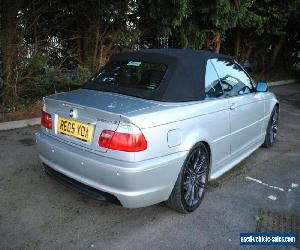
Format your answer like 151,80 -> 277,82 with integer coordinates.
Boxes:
43,164 -> 121,206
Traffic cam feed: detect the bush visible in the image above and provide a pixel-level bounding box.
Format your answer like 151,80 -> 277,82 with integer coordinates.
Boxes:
71,65 -> 92,86
18,54 -> 91,106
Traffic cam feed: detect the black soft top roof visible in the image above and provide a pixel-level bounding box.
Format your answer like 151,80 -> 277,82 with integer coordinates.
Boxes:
86,49 -> 231,102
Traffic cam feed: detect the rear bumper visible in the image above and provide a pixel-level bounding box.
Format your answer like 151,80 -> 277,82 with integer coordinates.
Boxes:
43,164 -> 122,205
35,131 -> 186,208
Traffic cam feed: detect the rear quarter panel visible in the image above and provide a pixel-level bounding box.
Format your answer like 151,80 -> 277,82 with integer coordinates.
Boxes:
127,99 -> 231,175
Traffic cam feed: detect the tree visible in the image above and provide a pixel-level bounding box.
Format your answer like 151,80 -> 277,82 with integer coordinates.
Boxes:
0,0 -> 25,107
1,0 -> 300,109
137,0 -> 191,47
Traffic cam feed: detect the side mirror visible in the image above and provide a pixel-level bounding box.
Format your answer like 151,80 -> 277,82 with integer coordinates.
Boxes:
256,81 -> 268,92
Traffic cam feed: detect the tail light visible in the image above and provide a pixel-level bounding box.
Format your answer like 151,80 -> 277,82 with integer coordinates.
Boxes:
41,110 -> 52,129
98,124 -> 147,152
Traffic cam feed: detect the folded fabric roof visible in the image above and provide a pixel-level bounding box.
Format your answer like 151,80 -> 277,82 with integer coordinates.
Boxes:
86,49 -> 231,102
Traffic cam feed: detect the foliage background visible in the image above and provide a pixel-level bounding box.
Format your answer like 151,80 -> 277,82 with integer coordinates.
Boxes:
0,0 -> 300,111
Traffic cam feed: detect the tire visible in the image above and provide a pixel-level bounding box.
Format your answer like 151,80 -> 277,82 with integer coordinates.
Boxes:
262,106 -> 279,148
166,142 -> 210,213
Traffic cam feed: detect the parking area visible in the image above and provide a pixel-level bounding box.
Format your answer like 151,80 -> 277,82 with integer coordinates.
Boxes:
0,84 -> 299,249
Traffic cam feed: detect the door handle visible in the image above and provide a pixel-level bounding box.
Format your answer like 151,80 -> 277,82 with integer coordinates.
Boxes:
230,103 -> 237,110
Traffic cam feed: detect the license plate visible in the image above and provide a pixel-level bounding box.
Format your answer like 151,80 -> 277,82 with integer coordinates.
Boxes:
57,117 -> 94,142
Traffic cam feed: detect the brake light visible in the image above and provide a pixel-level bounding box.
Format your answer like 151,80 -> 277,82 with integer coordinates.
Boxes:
99,129 -> 147,152
41,111 -> 52,129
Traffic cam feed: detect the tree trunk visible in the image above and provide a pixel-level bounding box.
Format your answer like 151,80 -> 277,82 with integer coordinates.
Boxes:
76,30 -> 82,64
214,33 -> 221,53
81,29 -> 89,68
245,46 -> 253,60
99,43 -> 104,68
270,34 -> 286,68
234,29 -> 240,59
2,42 -> 18,107
240,45 -> 253,63
233,0 -> 240,58
1,0 -> 22,108
92,26 -> 100,72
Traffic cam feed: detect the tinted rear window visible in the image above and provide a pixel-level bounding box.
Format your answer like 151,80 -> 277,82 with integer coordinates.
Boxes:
87,61 -> 167,90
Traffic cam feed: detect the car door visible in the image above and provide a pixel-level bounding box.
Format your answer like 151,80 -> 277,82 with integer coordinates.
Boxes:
211,58 -> 265,157
204,59 -> 231,172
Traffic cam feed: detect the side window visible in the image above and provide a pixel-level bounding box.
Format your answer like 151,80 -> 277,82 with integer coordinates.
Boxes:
205,59 -> 223,98
211,58 -> 253,97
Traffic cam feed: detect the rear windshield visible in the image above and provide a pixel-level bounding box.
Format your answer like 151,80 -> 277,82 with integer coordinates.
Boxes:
86,61 -> 167,91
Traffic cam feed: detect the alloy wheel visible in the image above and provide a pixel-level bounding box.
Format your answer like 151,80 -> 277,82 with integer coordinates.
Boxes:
182,145 -> 209,208
270,109 -> 279,143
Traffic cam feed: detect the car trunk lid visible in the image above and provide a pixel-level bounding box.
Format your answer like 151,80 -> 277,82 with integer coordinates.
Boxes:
42,89 -> 159,153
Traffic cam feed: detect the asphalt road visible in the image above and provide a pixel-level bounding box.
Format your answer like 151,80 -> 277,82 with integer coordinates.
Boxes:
0,84 -> 299,250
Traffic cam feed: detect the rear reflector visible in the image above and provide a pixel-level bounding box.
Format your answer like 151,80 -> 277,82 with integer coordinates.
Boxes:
99,129 -> 147,152
41,110 -> 52,129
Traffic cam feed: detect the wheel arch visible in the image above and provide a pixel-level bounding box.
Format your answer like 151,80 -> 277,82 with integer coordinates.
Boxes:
200,141 -> 211,165
176,140 -> 212,180
166,139 -> 212,213
275,102 -> 280,112
186,140 -> 212,173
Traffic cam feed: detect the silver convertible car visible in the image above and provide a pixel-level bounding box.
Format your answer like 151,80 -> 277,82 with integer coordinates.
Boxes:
36,49 -> 279,213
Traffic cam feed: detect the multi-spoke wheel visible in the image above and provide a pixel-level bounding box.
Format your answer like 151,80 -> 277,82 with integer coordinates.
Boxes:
263,106 -> 279,148
166,143 -> 210,213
